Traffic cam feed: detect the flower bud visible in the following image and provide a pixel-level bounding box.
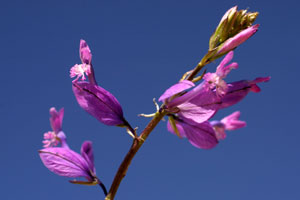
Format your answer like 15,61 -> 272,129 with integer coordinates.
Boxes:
209,6 -> 259,53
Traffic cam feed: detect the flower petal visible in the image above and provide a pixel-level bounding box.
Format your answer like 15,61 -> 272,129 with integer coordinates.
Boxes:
57,131 -> 69,148
80,39 -> 92,65
72,81 -> 125,126
219,76 -> 270,109
167,118 -> 218,149
159,80 -> 195,102
183,121 -> 218,149
81,141 -> 95,173
177,102 -> 216,124
221,111 -> 246,130
49,107 -> 64,133
218,51 -> 234,70
39,147 -> 90,178
177,85 -> 219,123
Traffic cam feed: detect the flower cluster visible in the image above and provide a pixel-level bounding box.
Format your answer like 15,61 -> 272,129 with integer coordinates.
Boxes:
159,51 -> 270,149
38,6 -> 270,199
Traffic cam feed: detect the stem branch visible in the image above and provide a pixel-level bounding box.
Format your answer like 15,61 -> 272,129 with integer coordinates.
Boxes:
105,110 -> 167,200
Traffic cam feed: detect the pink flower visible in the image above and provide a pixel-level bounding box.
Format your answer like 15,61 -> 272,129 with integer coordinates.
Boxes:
70,40 -> 126,126
70,39 -> 97,85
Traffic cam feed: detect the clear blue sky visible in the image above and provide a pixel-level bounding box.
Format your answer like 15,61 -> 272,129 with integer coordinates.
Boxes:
1,0 -> 299,199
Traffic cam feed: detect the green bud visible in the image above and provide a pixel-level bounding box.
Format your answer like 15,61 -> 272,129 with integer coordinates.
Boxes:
209,6 -> 259,51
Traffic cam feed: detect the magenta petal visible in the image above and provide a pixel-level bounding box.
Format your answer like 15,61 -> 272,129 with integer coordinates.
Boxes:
81,141 -> 95,173
167,119 -> 218,149
49,107 -> 64,133
219,76 -> 270,109
167,81 -> 207,108
159,80 -> 195,102
218,80 -> 250,109
177,102 -> 216,124
39,147 -> 90,178
219,51 -> 234,68
221,111 -> 246,130
72,81 -> 125,126
178,85 -> 219,123
80,39 -> 92,65
183,121 -> 218,149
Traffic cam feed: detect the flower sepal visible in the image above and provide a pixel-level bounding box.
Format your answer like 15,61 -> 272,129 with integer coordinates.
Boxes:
168,116 -> 181,138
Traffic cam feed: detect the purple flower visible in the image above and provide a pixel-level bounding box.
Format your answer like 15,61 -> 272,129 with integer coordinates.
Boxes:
39,141 -> 97,183
159,79 -> 219,149
159,51 -> 238,124
70,40 -> 126,126
40,108 -> 107,194
159,52 -> 269,149
210,111 -> 246,140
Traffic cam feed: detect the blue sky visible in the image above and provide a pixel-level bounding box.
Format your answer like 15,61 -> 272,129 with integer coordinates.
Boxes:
1,0 -> 299,199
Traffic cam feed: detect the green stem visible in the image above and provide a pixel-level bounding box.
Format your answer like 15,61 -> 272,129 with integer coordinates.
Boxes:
105,110 -> 167,200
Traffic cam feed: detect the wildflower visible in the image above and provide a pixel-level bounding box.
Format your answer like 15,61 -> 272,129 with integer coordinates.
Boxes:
159,51 -> 269,149
39,141 -> 98,184
70,40 -> 126,126
159,51 -> 237,124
